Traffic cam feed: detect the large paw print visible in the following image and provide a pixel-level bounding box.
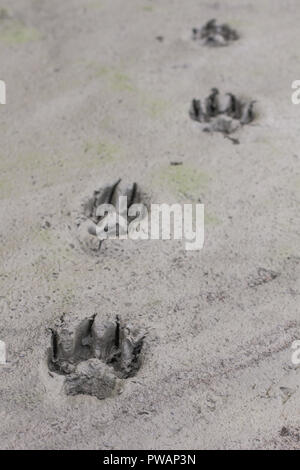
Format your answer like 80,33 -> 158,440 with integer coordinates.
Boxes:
76,179 -> 147,253
48,314 -> 145,400
192,19 -> 239,47
190,88 -> 256,136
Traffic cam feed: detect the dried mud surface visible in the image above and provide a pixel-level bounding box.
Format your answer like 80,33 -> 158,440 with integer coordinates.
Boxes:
0,0 -> 299,450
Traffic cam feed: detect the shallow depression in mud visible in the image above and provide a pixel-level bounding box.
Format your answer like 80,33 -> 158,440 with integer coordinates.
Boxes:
75,179 -> 148,254
47,314 -> 145,400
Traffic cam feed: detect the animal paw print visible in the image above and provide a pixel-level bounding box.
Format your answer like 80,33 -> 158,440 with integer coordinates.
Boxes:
189,88 -> 256,136
48,314 -> 145,400
193,19 -> 239,47
76,179 -> 146,252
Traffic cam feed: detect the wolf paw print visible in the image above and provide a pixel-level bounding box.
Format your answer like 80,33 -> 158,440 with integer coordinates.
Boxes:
192,19 -> 239,47
190,88 -> 256,136
48,314 -> 145,400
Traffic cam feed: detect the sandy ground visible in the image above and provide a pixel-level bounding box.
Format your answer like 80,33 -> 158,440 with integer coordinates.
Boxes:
0,0 -> 299,450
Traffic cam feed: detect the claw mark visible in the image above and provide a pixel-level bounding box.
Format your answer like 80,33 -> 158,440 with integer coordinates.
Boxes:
87,313 -> 96,335
241,100 -> 256,125
189,99 -> 206,123
205,87 -> 219,117
115,315 -> 120,349
225,92 -> 242,119
128,182 -> 137,209
108,178 -> 121,204
50,329 -> 58,362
